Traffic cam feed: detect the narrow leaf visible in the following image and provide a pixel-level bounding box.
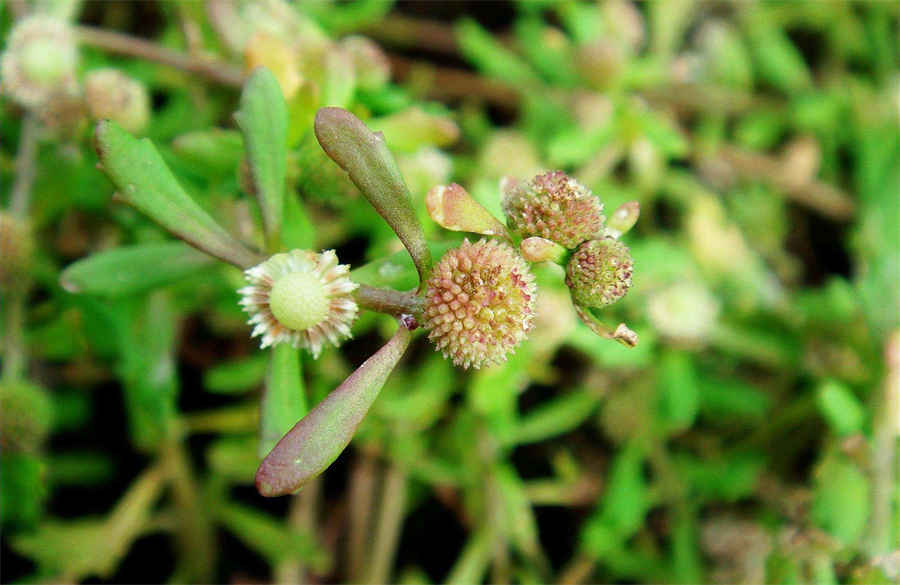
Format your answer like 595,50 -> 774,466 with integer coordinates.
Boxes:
259,344 -> 307,459
61,242 -> 214,296
314,107 -> 432,286
256,325 -> 412,496
235,68 -> 288,250
94,120 -> 262,268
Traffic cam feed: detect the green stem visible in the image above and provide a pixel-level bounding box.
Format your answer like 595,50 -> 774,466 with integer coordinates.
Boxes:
1,290 -> 26,382
10,114 -> 38,219
354,284 -> 423,322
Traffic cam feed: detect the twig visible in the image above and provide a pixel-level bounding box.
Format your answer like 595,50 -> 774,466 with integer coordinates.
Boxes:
714,145 -> 855,220
74,25 -> 245,87
363,14 -> 459,56
557,553 -> 596,585
365,463 -> 408,584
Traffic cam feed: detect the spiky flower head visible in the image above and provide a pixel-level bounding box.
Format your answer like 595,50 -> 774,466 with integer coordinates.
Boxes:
423,239 -> 536,369
1,15 -> 78,108
239,249 -> 358,357
565,237 -> 633,308
501,171 -> 605,249
84,68 -> 151,133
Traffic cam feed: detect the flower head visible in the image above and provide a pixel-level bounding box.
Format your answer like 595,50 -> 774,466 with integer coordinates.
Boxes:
239,249 -> 358,357
501,171 -> 605,249
1,15 -> 79,108
565,237 -> 633,308
84,68 -> 151,133
423,239 -> 536,369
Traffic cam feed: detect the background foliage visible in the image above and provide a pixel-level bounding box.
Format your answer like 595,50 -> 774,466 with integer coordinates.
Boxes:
1,1 -> 898,583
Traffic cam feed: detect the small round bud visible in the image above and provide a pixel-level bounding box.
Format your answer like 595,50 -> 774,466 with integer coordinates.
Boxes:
565,237 -> 633,308
648,281 -> 720,345
0,212 -> 34,290
0,380 -> 53,453
423,239 -> 536,369
239,249 -> 359,357
502,171 -> 605,249
1,15 -> 78,108
83,68 -> 151,133
340,35 -> 390,91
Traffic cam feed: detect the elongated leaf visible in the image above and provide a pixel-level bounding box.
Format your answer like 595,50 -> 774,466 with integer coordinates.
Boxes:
235,68 -> 288,250
215,502 -> 325,565
171,129 -> 244,176
314,107 -> 432,286
94,121 -> 262,268
256,325 -> 411,496
203,354 -> 269,395
259,344 -> 307,458
61,242 -> 214,297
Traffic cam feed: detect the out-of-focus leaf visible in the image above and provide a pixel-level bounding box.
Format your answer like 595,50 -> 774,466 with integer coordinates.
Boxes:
816,380 -> 865,436
214,501 -> 326,566
47,453 -> 114,486
282,191 -> 316,250
369,107 -> 460,153
600,440 -> 648,538
510,389 -> 601,446
0,453 -> 46,529
235,67 -> 288,250
812,453 -> 870,544
203,354 -> 269,394
456,18 -> 539,85
259,344 -> 307,459
351,241 -> 455,291
657,351 -> 699,432
746,20 -> 811,93
61,242 -> 215,297
697,377 -> 771,421
678,452 -> 765,502
256,326 -> 411,496
94,121 -> 262,268
446,528 -> 492,585
207,436 -> 259,483
171,129 -> 244,176
11,465 -> 165,580
314,107 -> 432,286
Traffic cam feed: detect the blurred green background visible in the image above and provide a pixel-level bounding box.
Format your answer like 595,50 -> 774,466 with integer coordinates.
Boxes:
1,1 -> 898,583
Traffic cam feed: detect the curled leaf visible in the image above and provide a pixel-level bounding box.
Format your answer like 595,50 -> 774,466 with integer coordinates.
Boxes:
426,183 -> 508,237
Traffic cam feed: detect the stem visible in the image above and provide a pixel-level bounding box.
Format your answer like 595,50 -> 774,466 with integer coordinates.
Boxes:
275,494 -> 305,584
10,114 -> 38,219
348,452 -> 378,582
365,463 -> 408,584
75,25 -> 245,87
354,284 -> 423,321
868,330 -> 900,555
1,290 -> 26,382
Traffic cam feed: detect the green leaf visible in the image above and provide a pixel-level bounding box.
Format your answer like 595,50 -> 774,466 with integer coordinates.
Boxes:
215,501 -> 325,566
255,326 -> 411,496
235,68 -> 288,251
600,440 -> 648,538
203,354 -> 269,394
510,389 -> 601,446
816,380 -> 866,436
61,242 -> 215,297
456,18 -> 539,85
94,120 -> 262,268
350,241 -> 455,291
812,453 -> 870,544
171,129 -> 244,176
657,351 -> 699,432
259,344 -> 307,459
314,107 -> 432,286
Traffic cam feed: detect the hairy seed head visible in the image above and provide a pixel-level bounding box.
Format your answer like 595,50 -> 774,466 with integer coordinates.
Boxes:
501,171 -> 605,249
565,237 -> 633,308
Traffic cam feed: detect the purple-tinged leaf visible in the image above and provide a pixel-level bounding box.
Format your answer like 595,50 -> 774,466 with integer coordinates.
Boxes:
426,183 -> 508,238
255,325 -> 412,496
314,107 -> 432,286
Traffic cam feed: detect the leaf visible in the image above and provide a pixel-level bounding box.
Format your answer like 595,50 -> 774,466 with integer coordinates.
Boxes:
94,120 -> 262,268
510,389 -> 601,446
816,380 -> 866,436
600,440 -> 648,538
812,453 -> 870,544
203,354 -> 269,394
171,129 -> 244,176
61,242 -> 215,297
235,68 -> 288,251
258,344 -> 307,459
657,351 -> 699,433
456,18 -> 539,85
215,501 -> 325,566
255,325 -> 411,496
350,241 -> 455,291
314,107 -> 432,286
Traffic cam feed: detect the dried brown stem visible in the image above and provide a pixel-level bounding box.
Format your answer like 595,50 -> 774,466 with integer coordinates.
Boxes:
75,25 -> 245,87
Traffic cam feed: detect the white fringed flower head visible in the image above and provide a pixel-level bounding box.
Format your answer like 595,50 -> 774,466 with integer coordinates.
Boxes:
239,249 -> 359,357
1,15 -> 79,108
